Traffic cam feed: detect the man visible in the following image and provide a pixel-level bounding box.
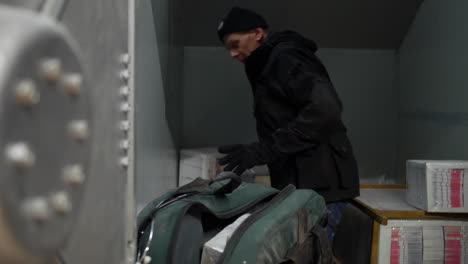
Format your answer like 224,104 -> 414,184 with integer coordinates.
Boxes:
216,7 -> 360,244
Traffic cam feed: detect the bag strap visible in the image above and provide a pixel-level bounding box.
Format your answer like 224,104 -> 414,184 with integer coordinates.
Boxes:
137,172 -> 241,240
297,209 -> 308,244
281,211 -> 335,264
174,171 -> 242,196
310,214 -> 334,264
210,171 -> 242,195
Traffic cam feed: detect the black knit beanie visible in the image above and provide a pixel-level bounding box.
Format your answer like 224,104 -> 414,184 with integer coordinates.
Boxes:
217,7 -> 268,43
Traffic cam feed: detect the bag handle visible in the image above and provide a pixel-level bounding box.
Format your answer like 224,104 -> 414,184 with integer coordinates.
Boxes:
210,171 -> 242,195
174,171 -> 242,196
137,172 -> 242,249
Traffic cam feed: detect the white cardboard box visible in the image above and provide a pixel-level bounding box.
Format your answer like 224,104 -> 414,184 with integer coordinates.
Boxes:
178,147 -> 257,186
406,160 -> 468,213
200,213 -> 251,264
179,148 -> 220,186
378,220 -> 468,264
354,188 -> 468,264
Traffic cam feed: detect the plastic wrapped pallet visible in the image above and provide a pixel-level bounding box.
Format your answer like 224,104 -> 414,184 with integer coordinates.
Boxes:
406,160 -> 468,213
178,147 -> 256,186
200,214 -> 251,264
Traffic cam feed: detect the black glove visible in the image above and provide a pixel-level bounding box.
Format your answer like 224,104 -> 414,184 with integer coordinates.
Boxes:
217,142 -> 282,175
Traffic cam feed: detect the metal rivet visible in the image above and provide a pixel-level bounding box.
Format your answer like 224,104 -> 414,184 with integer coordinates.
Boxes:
62,73 -> 83,96
5,142 -> 35,169
40,58 -> 61,83
120,53 -> 130,65
63,165 -> 85,186
120,140 -> 130,151
50,191 -> 72,214
22,197 -> 50,222
120,121 -> 130,132
68,120 -> 89,141
120,103 -> 131,113
143,256 -> 152,264
120,156 -> 129,168
15,80 -> 40,105
120,70 -> 130,82
119,86 -> 130,97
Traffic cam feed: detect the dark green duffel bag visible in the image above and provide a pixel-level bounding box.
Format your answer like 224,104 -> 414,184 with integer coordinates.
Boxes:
136,173 -> 333,264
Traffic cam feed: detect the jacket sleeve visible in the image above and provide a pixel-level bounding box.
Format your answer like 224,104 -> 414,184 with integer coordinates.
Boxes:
268,49 -> 344,155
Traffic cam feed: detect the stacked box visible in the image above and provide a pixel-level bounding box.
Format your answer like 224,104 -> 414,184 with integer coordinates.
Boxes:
378,220 -> 468,264
344,188 -> 468,264
406,160 -> 468,213
179,148 -> 220,186
178,147 -> 256,186
200,214 -> 251,264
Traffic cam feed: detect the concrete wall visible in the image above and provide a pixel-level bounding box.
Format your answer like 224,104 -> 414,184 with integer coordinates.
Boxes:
134,0 -> 181,211
151,0 -> 183,144
318,49 -> 397,183
396,0 -> 468,182
181,47 -> 257,148
182,47 -> 397,182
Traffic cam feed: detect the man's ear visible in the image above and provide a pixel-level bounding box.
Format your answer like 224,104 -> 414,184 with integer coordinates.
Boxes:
253,28 -> 264,41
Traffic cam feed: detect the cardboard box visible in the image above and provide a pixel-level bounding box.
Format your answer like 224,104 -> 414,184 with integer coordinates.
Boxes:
406,160 -> 468,213
200,214 -> 251,264
378,219 -> 468,264
335,186 -> 468,264
178,147 -> 256,186
179,148 -> 220,186
254,175 -> 271,187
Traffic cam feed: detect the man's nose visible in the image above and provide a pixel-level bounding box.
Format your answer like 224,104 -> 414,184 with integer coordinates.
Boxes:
230,50 -> 239,58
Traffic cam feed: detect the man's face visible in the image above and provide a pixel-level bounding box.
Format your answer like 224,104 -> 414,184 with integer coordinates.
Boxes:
223,30 -> 262,63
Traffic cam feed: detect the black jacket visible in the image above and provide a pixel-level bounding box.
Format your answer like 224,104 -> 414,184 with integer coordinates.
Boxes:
245,31 -> 359,202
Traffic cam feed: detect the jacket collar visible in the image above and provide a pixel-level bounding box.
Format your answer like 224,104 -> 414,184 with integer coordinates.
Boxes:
245,32 -> 276,85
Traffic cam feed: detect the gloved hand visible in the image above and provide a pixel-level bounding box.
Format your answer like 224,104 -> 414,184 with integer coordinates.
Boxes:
217,142 -> 282,175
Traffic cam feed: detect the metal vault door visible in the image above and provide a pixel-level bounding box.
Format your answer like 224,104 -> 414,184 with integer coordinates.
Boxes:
0,1 -> 135,264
